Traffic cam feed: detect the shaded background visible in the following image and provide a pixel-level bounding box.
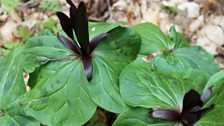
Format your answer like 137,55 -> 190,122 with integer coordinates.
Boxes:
0,0 -> 224,68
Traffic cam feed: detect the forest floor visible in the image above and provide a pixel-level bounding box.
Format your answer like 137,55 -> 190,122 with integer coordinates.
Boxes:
0,0 -> 224,68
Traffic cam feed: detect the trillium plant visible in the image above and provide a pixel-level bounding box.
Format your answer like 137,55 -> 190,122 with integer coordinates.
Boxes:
0,0 -> 223,126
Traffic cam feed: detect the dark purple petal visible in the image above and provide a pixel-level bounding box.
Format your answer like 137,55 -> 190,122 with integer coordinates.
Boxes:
181,112 -> 200,125
56,12 -> 74,40
82,56 -> 93,81
149,109 -> 180,121
89,33 -> 108,53
181,104 -> 215,125
74,2 -> 89,55
66,0 -> 77,25
57,33 -> 80,54
183,89 -> 203,113
66,0 -> 76,8
201,87 -> 213,104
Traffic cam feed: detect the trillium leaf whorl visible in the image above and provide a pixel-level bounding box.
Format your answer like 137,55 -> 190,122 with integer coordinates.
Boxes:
56,1 -> 109,81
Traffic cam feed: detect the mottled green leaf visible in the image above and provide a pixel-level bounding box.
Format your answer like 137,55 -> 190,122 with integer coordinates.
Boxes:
89,27 -> 140,113
197,71 -> 224,126
0,49 -> 39,126
119,58 -> 223,125
120,56 -> 201,109
152,46 -> 220,83
113,108 -> 176,126
133,22 -> 189,55
22,23 -> 141,125
23,36 -> 73,73
0,49 -> 25,108
88,22 -> 121,40
22,59 -> 96,126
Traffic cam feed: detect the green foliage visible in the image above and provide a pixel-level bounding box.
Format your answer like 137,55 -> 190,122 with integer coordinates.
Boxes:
133,22 -> 189,55
160,3 -> 178,16
114,23 -> 222,126
39,0 -> 61,12
1,0 -> 22,13
0,49 -> 40,126
33,18 -> 59,36
116,71 -> 224,126
0,11 -> 223,126
19,22 -> 140,125
17,26 -> 32,42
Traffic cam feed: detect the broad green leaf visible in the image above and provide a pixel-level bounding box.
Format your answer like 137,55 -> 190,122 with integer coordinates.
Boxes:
197,105 -> 224,126
89,27 -> 140,113
0,114 -> 39,126
119,60 -> 223,125
88,22 -> 122,40
133,22 -> 173,55
22,25 -> 141,125
120,56 -> 201,110
197,71 -> 224,126
0,49 -> 39,126
133,22 -> 189,55
174,32 -> 189,48
0,49 -> 25,108
23,36 -> 73,73
113,108 -> 176,126
22,60 -> 97,126
152,46 -> 220,83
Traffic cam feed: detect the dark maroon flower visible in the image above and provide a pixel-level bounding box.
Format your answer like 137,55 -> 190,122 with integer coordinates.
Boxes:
148,87 -> 215,126
56,0 -> 108,81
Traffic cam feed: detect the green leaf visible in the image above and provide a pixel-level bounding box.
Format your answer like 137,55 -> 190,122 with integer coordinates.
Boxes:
120,46 -> 220,109
152,46 -> 220,83
89,27 -> 140,113
0,49 -> 39,126
22,60 -> 97,126
113,108 -> 175,126
133,22 -> 174,55
119,56 -> 201,109
174,32 -> 189,48
0,49 -> 25,108
197,71 -> 224,126
169,26 -> 180,49
133,22 -> 189,55
169,26 -> 189,49
22,25 -> 141,125
23,36 -> 73,73
88,22 -> 122,40
186,71 -> 224,126
119,59 -> 223,125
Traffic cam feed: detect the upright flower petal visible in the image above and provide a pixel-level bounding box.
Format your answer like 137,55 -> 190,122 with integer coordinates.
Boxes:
74,2 -> 90,55
182,89 -> 203,113
66,0 -> 77,25
56,12 -> 74,40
